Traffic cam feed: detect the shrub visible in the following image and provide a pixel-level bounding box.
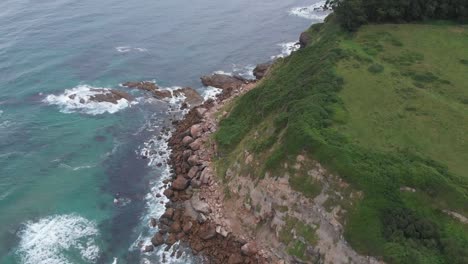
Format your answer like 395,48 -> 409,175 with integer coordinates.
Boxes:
368,63 -> 385,73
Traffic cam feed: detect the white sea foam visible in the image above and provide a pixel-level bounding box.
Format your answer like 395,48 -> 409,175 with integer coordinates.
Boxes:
271,42 -> 301,60
58,163 -> 95,171
0,109 -> 3,116
115,46 -> 148,53
232,64 -> 256,79
214,64 -> 256,80
43,85 -> 135,115
289,1 -> 332,21
202,86 -> 222,101
17,214 -> 100,264
213,70 -> 232,76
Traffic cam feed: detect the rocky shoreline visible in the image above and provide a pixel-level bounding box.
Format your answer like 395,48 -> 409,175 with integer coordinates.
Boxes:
145,73 -> 270,263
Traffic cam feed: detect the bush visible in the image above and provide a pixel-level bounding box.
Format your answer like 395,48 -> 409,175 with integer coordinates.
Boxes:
368,63 -> 385,73
326,0 -> 468,31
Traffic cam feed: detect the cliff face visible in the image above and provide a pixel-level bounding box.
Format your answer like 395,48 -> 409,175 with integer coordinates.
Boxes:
212,18 -> 468,264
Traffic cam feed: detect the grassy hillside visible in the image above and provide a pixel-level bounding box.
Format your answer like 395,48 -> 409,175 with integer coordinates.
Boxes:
215,18 -> 468,264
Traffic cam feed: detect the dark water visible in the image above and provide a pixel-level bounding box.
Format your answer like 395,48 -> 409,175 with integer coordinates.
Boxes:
0,0 -> 327,263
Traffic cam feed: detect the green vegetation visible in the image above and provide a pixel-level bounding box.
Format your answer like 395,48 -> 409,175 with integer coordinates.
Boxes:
326,0 -> 468,31
279,216 -> 318,261
216,17 -> 468,264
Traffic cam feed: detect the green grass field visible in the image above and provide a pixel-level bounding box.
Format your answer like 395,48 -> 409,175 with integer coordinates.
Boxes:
215,18 -> 468,263
337,23 -> 468,179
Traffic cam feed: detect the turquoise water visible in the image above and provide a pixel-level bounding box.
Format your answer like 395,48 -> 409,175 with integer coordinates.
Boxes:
0,0 -> 326,263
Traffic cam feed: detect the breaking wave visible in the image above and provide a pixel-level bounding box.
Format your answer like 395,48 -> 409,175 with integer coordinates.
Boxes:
43,85 -> 135,115
17,214 -> 100,264
115,46 -> 148,53
271,42 -> 301,59
289,1 -> 332,21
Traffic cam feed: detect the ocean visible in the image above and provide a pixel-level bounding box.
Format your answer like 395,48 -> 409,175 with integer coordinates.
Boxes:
0,0 -> 328,263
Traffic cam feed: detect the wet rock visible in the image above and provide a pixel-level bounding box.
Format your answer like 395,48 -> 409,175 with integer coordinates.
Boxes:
162,208 -> 174,220
163,189 -> 174,198
143,245 -> 154,252
150,217 -> 157,227
84,89 -> 133,104
299,31 -> 311,48
151,233 -> 164,247
199,223 -> 217,240
241,242 -> 258,256
122,81 -> 158,93
173,87 -> 204,106
165,233 -> 177,246
191,240 -> 205,252
253,62 -> 272,80
201,74 -> 247,90
153,90 -> 172,99
172,176 -> 189,191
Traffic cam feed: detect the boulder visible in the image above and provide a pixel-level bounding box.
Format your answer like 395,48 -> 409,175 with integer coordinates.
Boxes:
200,167 -> 212,185
150,217 -> 157,227
85,89 -> 133,104
161,208 -> 174,220
172,176 -> 189,191
163,189 -> 174,198
165,233 -> 177,245
183,221 -> 193,233
122,81 -> 158,93
173,87 -> 204,106
299,32 -> 311,48
253,63 -> 272,80
169,221 -> 182,233
182,136 -> 194,146
183,149 -> 193,159
188,155 -> 200,166
189,139 -> 203,151
143,245 -> 154,253
190,124 -> 203,138
200,74 -> 247,90
151,233 -> 164,247
216,225 -> 229,237
190,193 -> 211,214
187,166 -> 199,179
228,253 -> 244,264
241,242 -> 258,256
198,223 -> 217,240
195,107 -> 207,118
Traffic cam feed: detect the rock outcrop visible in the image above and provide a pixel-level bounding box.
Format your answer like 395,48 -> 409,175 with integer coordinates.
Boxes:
299,31 -> 311,48
69,88 -> 133,104
253,63 -> 272,80
122,81 -> 203,106
200,74 -> 249,90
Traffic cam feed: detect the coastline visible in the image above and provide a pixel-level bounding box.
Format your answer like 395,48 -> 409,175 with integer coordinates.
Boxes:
150,75 -> 268,263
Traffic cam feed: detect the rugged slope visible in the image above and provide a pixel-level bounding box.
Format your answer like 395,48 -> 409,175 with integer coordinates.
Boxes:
214,18 -> 468,264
